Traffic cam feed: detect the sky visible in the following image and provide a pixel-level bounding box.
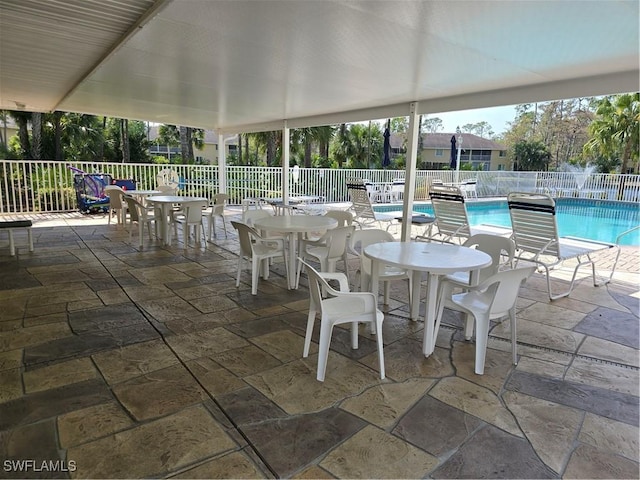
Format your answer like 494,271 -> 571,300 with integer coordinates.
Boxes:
428,105 -> 518,135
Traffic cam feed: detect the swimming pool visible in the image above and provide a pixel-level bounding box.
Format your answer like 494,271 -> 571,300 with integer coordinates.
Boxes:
375,198 -> 640,246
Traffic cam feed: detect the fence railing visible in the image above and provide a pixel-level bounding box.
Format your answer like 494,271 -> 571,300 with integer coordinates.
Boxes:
0,160 -> 638,214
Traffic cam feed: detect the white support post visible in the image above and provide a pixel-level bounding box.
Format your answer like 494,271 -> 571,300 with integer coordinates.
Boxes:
282,121 -> 290,206
217,131 -> 227,193
401,102 -> 419,241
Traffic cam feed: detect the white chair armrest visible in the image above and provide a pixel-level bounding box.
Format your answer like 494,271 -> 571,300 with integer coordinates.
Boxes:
318,271 -> 349,292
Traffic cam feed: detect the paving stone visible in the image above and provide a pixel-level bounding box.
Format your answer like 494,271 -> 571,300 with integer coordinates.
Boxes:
92,339 -> 180,385
23,312 -> 68,327
225,314 -> 301,339
451,340 -> 514,394
112,363 -> 209,421
24,323 -> 160,366
429,377 -> 522,437
249,330 -> 315,363
241,407 -> 366,478
23,357 -> 99,393
363,337 -> 453,382
57,402 -> 134,448
0,322 -> 72,352
579,412 -> 640,463
121,284 -> 174,302
574,306 -> 639,349
0,419 -> 68,479
217,386 -> 288,426
0,349 -> 22,372
292,465 -> 334,479
67,405 -> 236,478
321,425 -> 438,479
492,318 -> 584,354
138,295 -> 203,322
566,356 -> 639,396
341,378 -> 435,430
166,327 -> 248,361
67,303 -> 147,333
503,391 -> 582,473
128,265 -> 193,285
0,379 -> 112,431
170,451 -> 267,479
189,294 -> 239,314
577,336 -> 639,367
506,370 -> 639,426
210,344 -> 282,377
433,424 -> 557,478
185,356 -> 246,397
245,353 -> 383,415
563,443 -> 639,479
393,394 -> 482,456
0,368 -> 23,403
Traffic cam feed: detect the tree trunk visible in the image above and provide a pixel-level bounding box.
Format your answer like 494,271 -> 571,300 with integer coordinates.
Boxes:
54,112 -> 63,161
244,135 -> 249,166
180,126 -> 189,164
267,132 -> 275,166
31,113 -> 42,160
187,127 -> 194,162
304,139 -> 312,168
121,119 -> 130,163
16,117 -> 30,158
99,116 -> 106,160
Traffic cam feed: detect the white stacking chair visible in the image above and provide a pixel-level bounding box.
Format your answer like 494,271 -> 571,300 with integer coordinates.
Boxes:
123,195 -> 157,248
350,228 -> 412,306
203,193 -> 229,239
437,266 -> 536,375
231,221 -> 288,295
296,225 -> 355,288
104,185 -> 127,225
171,200 -> 208,247
301,259 -> 385,382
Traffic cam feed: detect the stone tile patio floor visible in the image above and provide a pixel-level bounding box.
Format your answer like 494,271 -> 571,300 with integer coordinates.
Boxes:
0,211 -> 638,479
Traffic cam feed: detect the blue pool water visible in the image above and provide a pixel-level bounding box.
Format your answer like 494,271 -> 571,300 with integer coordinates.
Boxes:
375,199 -> 640,246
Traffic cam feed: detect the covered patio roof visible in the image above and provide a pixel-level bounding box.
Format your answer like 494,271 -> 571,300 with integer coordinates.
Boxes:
1,0 -> 638,133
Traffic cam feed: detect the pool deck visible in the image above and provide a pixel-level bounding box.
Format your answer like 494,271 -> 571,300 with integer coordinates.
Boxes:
0,210 -> 638,479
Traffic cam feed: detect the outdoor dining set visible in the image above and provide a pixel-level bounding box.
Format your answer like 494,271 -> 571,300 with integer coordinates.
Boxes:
103,176 -> 620,384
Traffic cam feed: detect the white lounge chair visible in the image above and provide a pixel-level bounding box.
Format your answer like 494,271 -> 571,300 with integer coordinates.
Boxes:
346,179 -> 399,230
507,192 -> 620,300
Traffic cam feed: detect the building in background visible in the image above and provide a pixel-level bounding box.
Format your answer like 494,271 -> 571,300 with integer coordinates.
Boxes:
418,133 -> 508,170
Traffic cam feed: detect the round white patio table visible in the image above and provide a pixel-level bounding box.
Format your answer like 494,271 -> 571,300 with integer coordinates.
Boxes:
146,195 -> 208,245
254,215 -> 338,289
364,241 -> 491,357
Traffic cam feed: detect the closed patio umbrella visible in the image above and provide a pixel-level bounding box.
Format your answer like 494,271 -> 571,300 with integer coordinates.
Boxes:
450,135 -> 457,169
383,120 -> 391,168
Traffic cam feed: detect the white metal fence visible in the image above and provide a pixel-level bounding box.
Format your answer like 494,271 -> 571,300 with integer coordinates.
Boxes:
1,160 -> 638,214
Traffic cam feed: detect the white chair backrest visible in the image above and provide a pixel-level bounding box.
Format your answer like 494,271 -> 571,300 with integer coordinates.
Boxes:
231,221 -> 258,257
300,259 -> 332,315
346,179 -> 376,220
212,193 -> 229,205
462,234 -> 515,282
104,185 -> 125,206
321,225 -> 355,260
156,184 -> 177,195
243,209 -> 273,226
483,266 -> 536,317
507,192 -> 560,257
123,195 -> 143,222
182,200 -> 208,222
325,210 -> 353,227
350,228 -> 394,274
429,185 -> 471,239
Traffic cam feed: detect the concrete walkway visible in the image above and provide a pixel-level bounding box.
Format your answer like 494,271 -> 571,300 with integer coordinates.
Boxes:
0,211 -> 638,479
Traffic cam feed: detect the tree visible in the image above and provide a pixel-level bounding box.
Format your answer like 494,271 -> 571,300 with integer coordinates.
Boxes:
513,140 -> 550,171
421,116 -> 443,133
584,93 -> 639,174
9,111 -> 31,158
461,121 -> 494,138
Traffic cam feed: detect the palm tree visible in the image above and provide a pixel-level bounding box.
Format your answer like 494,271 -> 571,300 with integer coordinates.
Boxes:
585,93 -> 640,174
9,111 -> 31,158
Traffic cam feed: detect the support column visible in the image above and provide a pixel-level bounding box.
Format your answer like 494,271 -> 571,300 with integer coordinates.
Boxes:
401,102 -> 419,241
282,122 -> 290,205
217,131 -> 227,193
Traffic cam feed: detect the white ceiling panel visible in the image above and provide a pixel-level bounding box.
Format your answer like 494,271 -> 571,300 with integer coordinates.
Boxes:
1,0 -> 637,132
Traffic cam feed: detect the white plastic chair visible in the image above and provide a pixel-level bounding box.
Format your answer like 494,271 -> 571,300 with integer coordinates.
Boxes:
104,185 -> 127,225
171,200 -> 208,247
203,193 -> 229,239
296,225 -> 355,288
123,195 -> 156,248
437,266 -> 536,375
231,220 -> 288,295
350,228 -> 412,306
300,259 -> 385,382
